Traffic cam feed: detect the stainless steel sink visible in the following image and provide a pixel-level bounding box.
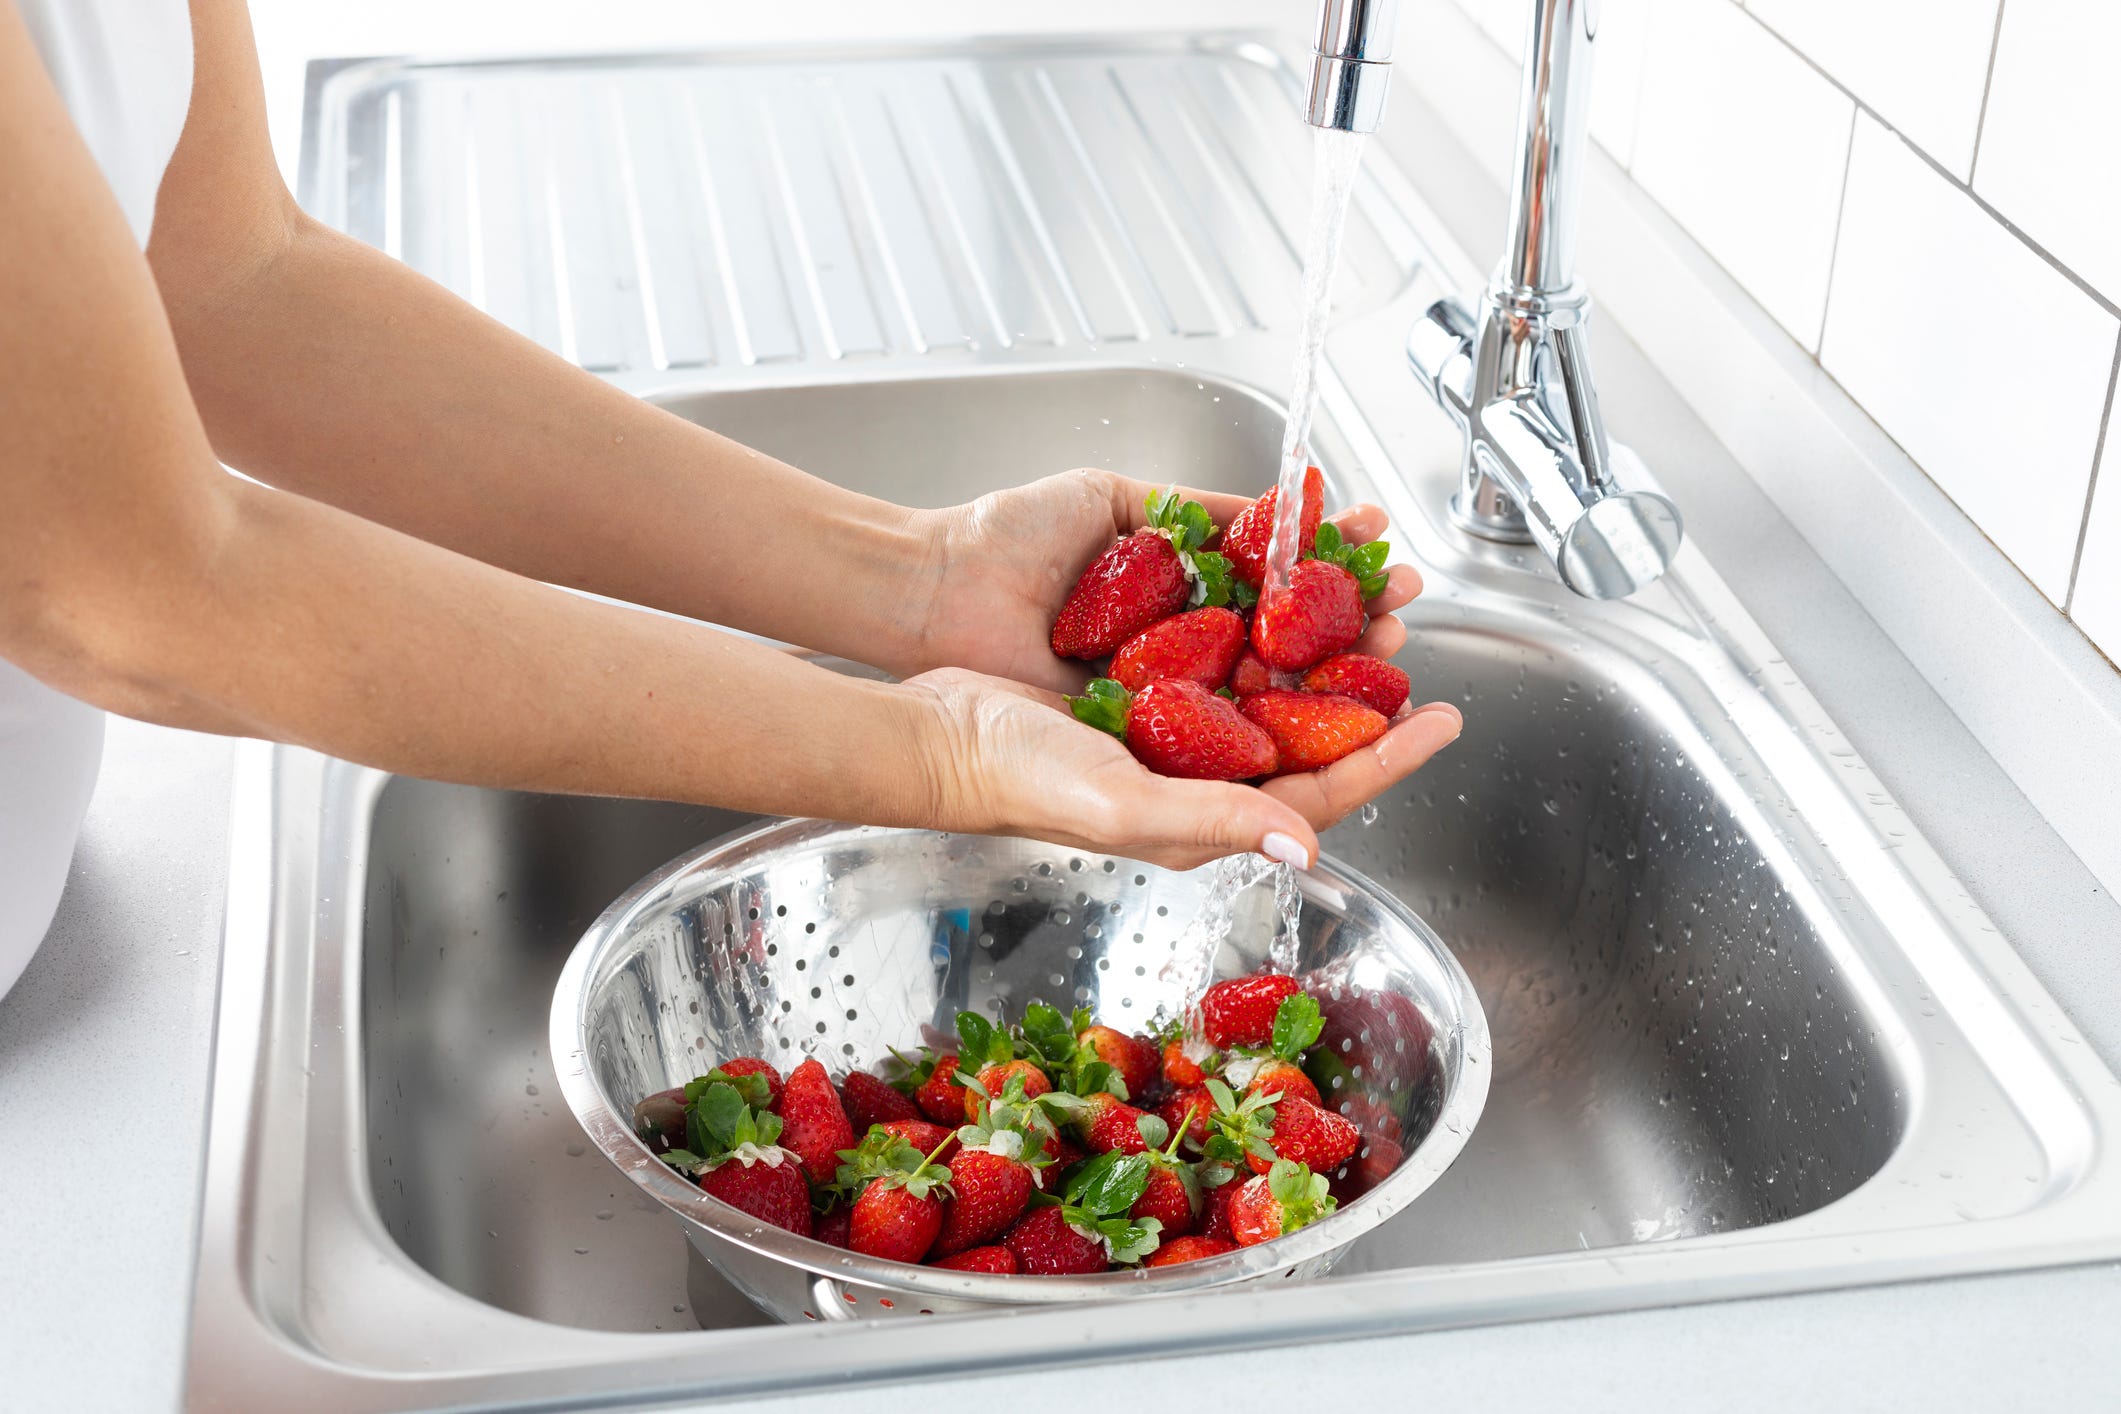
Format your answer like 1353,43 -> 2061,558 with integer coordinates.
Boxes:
186,32 -> 2121,1414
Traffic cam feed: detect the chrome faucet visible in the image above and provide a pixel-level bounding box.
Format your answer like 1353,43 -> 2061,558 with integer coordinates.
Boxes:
1307,0 -> 1683,598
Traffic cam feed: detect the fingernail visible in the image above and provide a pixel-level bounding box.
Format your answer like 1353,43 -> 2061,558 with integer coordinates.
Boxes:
1419,701 -> 1464,733
1261,832 -> 1312,870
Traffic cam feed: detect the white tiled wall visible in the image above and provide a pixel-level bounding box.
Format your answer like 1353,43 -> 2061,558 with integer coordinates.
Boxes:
1444,0 -> 2121,663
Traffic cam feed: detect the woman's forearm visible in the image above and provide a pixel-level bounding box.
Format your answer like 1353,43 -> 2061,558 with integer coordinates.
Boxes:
155,216 -> 946,677
28,471 -> 944,822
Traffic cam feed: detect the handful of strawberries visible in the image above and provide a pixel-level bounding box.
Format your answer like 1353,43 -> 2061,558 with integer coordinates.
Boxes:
1052,469 -> 1411,781
634,972 -> 1419,1275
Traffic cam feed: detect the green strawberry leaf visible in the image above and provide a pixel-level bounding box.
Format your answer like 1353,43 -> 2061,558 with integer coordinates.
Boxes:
1173,500 -> 1215,554
1270,993 -> 1324,1060
661,1147 -> 708,1175
1099,1215 -> 1164,1265
1266,1158 -> 1337,1232
1204,1078 -> 1238,1113
1231,579 -> 1260,610
1068,1057 -> 1127,1101
1068,679 -> 1131,738
1358,572 -> 1390,599
1066,1150 -> 1154,1217
955,1011 -> 1012,1069
1187,549 -> 1235,607
1347,540 -> 1390,578
1145,488 -> 1181,529
1018,1003 -> 1077,1068
1312,521 -> 1343,559
690,1083 -> 749,1149
1134,1113 -> 1170,1151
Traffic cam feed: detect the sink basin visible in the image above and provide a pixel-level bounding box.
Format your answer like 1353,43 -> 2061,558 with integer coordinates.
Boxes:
186,32 -> 2121,1414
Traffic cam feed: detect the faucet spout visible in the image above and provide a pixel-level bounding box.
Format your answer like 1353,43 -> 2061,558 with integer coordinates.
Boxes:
1404,0 -> 1683,599
1305,0 -> 1397,133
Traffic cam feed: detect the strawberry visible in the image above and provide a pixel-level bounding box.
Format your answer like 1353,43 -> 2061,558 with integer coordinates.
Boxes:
713,1057 -> 784,1109
878,1118 -> 957,1161
1318,989 -> 1435,1084
776,1058 -> 856,1186
1002,1204 -> 1109,1275
1218,465 -> 1324,589
1339,1092 -> 1404,1145
631,1087 -> 687,1153
1240,688 -> 1388,773
1249,1095 -> 1360,1176
1301,652 -> 1410,716
1252,559 -> 1366,672
1051,491 -> 1238,659
913,1054 -> 966,1126
932,1146 -> 1034,1256
1343,1132 -> 1405,1198
1033,1135 -> 1087,1190
1109,607 -> 1246,692
1227,1159 -> 1336,1246
932,1245 -> 1019,1274
841,1070 -> 920,1131
844,1136 -> 954,1263
1227,649 -> 1279,699
1199,974 -> 1303,1049
1070,678 -> 1278,781
1199,1179 -> 1240,1244
1246,1059 -> 1322,1110
1145,1234 -> 1235,1267
697,1151 -> 813,1237
1075,1025 -> 1158,1098
1161,1038 -> 1209,1089
1064,1091 -> 1160,1154
814,1200 -> 853,1248
1131,1163 -> 1196,1238
968,1059 -> 1051,1121
1158,1086 -> 1213,1149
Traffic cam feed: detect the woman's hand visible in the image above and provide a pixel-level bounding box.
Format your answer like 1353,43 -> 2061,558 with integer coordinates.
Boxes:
910,469 -> 1423,692
901,667 -> 1463,872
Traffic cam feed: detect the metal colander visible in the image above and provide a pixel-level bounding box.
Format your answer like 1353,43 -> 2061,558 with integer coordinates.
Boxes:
550,820 -> 1489,1323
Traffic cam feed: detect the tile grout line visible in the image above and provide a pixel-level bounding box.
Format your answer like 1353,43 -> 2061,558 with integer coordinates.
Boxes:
1811,110 -> 1860,362
1731,0 -> 2121,323
1969,0 -> 2011,186
2061,333 -> 2121,615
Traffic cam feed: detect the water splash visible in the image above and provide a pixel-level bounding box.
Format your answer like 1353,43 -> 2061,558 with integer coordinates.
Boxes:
1263,127 -> 1369,603
1158,856 -> 1305,1019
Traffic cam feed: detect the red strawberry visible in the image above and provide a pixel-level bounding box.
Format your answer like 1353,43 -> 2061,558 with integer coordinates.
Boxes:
1227,1160 -> 1336,1246
1002,1204 -> 1108,1275
1199,974 -> 1303,1049
932,1245 -> 1020,1273
1318,990 -> 1435,1085
1252,559 -> 1365,671
848,1153 -> 952,1265
1345,1132 -> 1405,1197
878,1118 -> 957,1161
1248,1095 -> 1361,1176
1131,1164 -> 1196,1238
1246,1059 -> 1322,1110
932,1146 -> 1034,1256
715,1057 -> 784,1109
1034,1136 -> 1088,1189
1071,678 -> 1278,781
1051,530 -> 1190,660
1339,1092 -> 1404,1145
1227,649 -> 1279,699
1219,465 -> 1324,589
968,1059 -> 1051,1120
1145,1234 -> 1236,1267
776,1059 -> 855,1186
1239,689 -> 1388,773
914,1054 -> 966,1125
814,1201 -> 853,1248
1300,652 -> 1410,716
1109,607 -> 1247,692
1073,1092 -> 1156,1154
1161,1039 -> 1208,1089
841,1071 -> 920,1131
1076,1025 -> 1158,1098
1199,1180 -> 1240,1244
1158,1086 -> 1213,1149
696,1150 -> 813,1237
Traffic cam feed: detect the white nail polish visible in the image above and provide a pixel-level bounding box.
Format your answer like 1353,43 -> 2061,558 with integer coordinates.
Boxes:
1261,832 -> 1311,870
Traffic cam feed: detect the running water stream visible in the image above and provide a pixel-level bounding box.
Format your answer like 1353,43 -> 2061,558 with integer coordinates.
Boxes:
1161,129 -> 1370,1012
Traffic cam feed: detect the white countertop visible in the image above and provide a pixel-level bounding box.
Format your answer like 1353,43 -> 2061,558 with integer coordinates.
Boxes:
5,2 -> 2121,1409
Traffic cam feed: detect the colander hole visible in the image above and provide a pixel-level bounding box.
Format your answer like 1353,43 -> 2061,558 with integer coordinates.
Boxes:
1119,997 -> 1133,1008
842,1043 -> 856,1055
1097,958 -> 1110,971
776,905 -> 787,917
1069,859 -> 1084,872
795,959 -> 807,971
815,1022 -> 828,1035
1012,879 -> 1028,893
1133,874 -> 1146,885
1085,925 -> 1102,940
828,945 -> 840,958
765,943 -> 777,957
987,901 -> 1005,916
810,987 -> 821,999
805,922 -> 816,934
845,1009 -> 857,1021
803,1311 -> 818,1321
1049,974 -> 1066,987
843,974 -> 855,986
978,933 -> 994,948
1134,965 -> 1146,976
694,1037 -> 706,1050
1074,986 -> 1092,1002
1156,906 -> 1168,917
1066,945 -> 1082,960
844,1292 -> 858,1304
1103,860 -> 1117,873
1133,933 -> 1144,943
779,1037 -> 792,1049
878,1298 -> 895,1308
1054,911 -> 1071,927
1036,863 -> 1053,876
748,908 -> 759,920
780,1000 -> 792,1013
688,1000 -> 700,1014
